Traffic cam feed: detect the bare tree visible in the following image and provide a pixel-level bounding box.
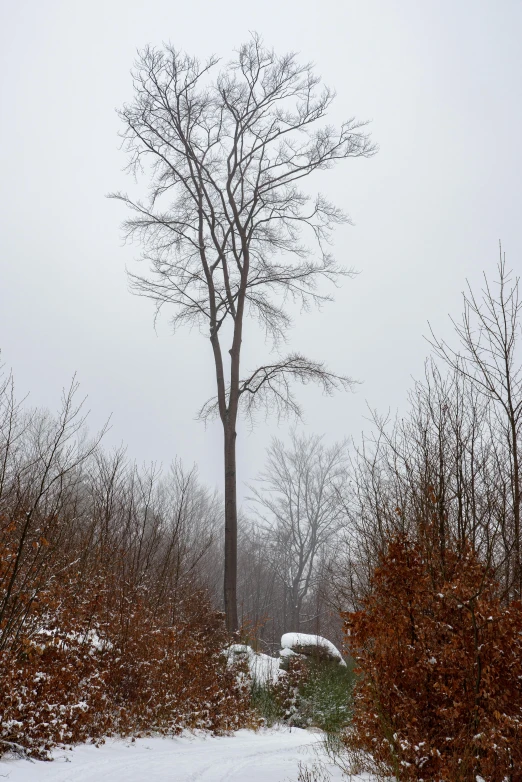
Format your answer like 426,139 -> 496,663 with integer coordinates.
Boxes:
337,362 -> 499,599
112,35 -> 375,630
430,251 -> 522,596
0,378 -> 106,649
250,432 -> 348,631
332,263 -> 521,611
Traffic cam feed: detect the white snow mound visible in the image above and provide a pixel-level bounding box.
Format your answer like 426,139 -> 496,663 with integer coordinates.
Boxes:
280,632 -> 346,666
225,644 -> 281,683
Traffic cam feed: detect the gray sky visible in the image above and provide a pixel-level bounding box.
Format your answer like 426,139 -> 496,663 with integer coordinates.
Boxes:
1,0 -> 521,499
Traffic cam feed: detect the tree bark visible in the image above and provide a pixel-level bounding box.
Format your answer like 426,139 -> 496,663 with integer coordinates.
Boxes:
223,423 -> 238,633
509,415 -> 521,598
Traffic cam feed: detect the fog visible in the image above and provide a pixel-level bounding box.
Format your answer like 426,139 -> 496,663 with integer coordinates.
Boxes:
1,0 -> 521,499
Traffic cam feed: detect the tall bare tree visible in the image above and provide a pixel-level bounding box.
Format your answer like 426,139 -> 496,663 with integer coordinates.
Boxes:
112,35 -> 375,631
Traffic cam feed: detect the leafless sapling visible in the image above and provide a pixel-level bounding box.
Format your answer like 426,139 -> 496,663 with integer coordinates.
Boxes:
429,251 -> 522,597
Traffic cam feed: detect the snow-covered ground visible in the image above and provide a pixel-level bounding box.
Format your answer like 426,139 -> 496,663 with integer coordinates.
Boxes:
0,728 -> 366,781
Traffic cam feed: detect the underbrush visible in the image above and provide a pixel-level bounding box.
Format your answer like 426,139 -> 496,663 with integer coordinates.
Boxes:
251,655 -> 354,733
250,678 -> 282,727
0,379 -> 254,760
0,561 -> 252,759
342,528 -> 522,781
294,658 -> 354,733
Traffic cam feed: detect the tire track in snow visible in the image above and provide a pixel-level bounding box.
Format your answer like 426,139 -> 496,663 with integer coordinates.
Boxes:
0,729 -> 340,782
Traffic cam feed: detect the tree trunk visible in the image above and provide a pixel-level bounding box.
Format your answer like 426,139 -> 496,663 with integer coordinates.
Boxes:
510,417 -> 520,599
223,422 -> 239,633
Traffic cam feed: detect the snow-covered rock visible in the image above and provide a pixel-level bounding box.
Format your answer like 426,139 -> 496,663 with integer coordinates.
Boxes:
280,632 -> 347,666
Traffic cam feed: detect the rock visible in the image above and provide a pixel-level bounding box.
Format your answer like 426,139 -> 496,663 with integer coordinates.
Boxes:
278,632 -> 346,669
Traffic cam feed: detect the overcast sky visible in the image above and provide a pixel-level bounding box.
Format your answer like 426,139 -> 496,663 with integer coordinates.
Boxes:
1,0 -> 521,499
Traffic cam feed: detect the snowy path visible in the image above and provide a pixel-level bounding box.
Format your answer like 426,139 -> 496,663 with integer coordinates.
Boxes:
0,728 -> 361,782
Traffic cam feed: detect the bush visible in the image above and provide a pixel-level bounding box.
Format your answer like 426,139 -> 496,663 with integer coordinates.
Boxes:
250,678 -> 282,727
343,530 -> 522,781
0,567 -> 252,758
252,655 -> 354,732
0,407 -> 253,760
295,657 -> 354,733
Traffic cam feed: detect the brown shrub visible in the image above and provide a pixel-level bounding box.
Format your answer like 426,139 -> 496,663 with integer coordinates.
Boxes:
0,383 -> 252,759
0,566 -> 251,758
105,588 -> 251,737
342,531 -> 522,781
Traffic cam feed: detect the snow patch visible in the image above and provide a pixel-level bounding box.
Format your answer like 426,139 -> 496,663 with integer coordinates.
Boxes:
225,644 -> 281,684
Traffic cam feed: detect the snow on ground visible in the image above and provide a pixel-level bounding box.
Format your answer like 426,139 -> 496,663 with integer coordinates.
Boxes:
280,633 -> 347,666
0,728 -> 368,782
